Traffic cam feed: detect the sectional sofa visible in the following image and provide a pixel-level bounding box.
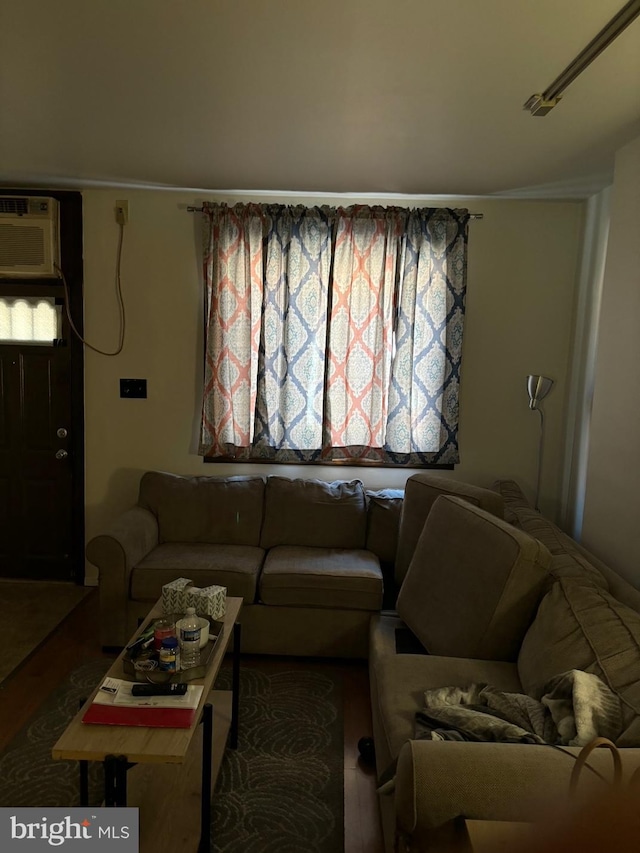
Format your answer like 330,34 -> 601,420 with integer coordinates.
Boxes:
86,471 -> 403,654
371,475 -> 640,852
87,469 -> 640,852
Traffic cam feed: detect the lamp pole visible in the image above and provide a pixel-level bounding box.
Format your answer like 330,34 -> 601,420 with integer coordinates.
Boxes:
527,375 -> 554,512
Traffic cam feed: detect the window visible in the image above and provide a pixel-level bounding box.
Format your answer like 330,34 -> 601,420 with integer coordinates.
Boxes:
0,297 -> 61,345
200,204 -> 469,466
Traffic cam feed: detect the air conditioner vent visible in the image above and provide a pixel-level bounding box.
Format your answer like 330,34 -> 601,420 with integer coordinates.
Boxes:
0,225 -> 46,267
0,196 -> 59,277
0,197 -> 29,215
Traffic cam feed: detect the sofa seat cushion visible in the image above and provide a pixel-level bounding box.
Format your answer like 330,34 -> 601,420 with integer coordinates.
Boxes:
130,543 -> 264,603
396,496 -> 552,662
518,576 -> 640,746
374,651 -> 522,771
260,477 -> 367,549
259,545 -> 383,610
138,471 -> 265,545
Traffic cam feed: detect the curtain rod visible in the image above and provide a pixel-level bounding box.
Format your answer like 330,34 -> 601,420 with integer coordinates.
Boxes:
186,205 -> 483,219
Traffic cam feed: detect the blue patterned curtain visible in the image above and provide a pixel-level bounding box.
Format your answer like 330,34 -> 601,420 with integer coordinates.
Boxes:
253,206 -> 332,456
200,204 -> 469,465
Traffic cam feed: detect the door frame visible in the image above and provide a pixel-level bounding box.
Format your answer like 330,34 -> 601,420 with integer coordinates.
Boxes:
0,189 -> 85,583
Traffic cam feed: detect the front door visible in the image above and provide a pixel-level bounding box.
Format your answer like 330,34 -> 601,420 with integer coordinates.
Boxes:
0,342 -> 74,579
0,189 -> 84,582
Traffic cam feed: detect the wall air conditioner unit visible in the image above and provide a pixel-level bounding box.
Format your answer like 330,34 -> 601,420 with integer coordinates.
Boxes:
0,196 -> 60,277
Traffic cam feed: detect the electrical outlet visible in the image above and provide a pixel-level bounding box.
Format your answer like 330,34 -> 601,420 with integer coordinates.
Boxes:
115,200 -> 129,225
120,378 -> 147,398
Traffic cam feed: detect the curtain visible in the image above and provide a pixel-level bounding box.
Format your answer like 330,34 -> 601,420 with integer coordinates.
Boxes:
200,203 -> 469,465
201,203 -> 264,455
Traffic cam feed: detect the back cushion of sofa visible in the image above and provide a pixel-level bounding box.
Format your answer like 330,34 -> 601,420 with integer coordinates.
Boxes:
138,471 -> 265,546
260,476 -> 367,549
493,479 -> 627,601
517,577 -> 640,746
395,473 -> 504,585
396,495 -> 551,661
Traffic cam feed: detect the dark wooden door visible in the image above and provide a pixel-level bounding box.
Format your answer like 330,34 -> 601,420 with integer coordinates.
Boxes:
0,189 -> 84,582
0,343 -> 74,579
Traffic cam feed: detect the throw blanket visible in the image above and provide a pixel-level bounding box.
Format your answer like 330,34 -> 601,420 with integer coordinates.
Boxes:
415,670 -> 623,746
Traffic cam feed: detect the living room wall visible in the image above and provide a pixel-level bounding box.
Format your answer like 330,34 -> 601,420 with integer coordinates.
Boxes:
82,189 -> 584,582
582,133 -> 640,588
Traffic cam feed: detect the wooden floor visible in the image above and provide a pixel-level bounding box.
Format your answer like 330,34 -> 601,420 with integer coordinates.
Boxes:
0,590 -> 384,853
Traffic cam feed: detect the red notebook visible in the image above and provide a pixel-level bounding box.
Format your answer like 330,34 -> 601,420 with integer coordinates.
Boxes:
82,703 -> 197,728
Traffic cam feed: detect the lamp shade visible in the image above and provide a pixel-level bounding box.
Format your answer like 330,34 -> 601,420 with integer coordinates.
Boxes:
527,375 -> 553,409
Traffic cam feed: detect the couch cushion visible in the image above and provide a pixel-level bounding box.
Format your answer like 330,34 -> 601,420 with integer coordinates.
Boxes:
366,488 -> 404,565
396,496 -> 552,661
518,577 -> 640,746
260,476 -> 367,549
130,543 -> 264,603
395,473 -> 504,585
138,471 -> 265,546
259,545 -> 382,610
373,651 -> 522,772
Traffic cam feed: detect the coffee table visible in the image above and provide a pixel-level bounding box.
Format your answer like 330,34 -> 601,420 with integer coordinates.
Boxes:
52,596 -> 243,853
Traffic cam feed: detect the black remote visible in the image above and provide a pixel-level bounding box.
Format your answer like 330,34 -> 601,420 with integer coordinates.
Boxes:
131,683 -> 188,697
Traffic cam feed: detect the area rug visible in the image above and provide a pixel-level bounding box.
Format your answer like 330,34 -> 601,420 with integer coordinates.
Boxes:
0,658 -> 344,853
0,580 -> 91,684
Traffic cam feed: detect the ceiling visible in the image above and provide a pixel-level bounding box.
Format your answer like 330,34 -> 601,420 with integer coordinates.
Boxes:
1,0 -> 639,198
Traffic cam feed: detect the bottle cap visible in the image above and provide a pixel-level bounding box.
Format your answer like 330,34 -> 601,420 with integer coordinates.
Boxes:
186,607 -> 196,615
161,636 -> 179,649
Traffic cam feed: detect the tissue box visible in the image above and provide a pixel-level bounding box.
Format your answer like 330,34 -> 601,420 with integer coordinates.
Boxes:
185,584 -> 227,620
162,577 -> 193,615
195,584 -> 226,620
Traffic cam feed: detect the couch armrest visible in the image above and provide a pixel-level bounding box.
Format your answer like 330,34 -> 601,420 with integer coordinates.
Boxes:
394,739 -> 640,850
86,506 -> 159,647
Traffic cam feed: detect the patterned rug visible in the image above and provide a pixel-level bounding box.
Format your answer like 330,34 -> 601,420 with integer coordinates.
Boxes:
0,658 -> 344,853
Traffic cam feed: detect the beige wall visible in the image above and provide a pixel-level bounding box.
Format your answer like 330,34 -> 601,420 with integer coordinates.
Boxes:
83,190 -> 584,581
582,134 -> 640,587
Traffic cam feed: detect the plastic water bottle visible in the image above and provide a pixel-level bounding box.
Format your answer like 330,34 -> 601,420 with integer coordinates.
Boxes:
180,607 -> 201,669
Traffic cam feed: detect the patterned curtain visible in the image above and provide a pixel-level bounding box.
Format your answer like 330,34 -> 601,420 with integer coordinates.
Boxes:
385,209 -> 468,464
326,206 -> 403,452
200,204 -> 332,460
200,203 -> 469,465
253,206 -> 332,456
200,203 -> 264,455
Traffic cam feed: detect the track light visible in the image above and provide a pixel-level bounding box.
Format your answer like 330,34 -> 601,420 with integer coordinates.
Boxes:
524,0 -> 640,115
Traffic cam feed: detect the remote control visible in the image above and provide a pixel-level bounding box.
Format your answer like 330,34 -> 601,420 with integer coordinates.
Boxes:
131,683 -> 188,697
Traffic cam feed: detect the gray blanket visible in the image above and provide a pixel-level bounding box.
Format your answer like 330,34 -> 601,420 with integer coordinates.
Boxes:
415,669 -> 623,746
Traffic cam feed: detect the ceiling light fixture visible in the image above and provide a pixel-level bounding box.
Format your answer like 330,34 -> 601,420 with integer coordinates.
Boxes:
524,0 -> 640,115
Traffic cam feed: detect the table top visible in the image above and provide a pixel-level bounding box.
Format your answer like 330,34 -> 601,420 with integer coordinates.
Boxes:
51,596 -> 242,764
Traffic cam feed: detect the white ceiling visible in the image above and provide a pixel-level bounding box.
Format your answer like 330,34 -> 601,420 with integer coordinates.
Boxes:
1,0 -> 639,198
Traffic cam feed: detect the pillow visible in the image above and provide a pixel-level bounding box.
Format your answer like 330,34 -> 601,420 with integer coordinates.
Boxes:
396,496 -> 551,661
260,476 -> 367,549
518,577 -> 640,746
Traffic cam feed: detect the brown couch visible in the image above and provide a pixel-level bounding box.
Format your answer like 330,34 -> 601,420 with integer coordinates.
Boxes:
370,476 -> 640,852
86,471 -> 403,654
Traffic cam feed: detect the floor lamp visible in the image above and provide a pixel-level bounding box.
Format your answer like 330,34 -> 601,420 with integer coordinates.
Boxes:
527,375 -> 554,511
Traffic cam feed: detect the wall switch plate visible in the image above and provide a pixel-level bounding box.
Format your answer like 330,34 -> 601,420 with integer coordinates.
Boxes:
120,378 -> 147,399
